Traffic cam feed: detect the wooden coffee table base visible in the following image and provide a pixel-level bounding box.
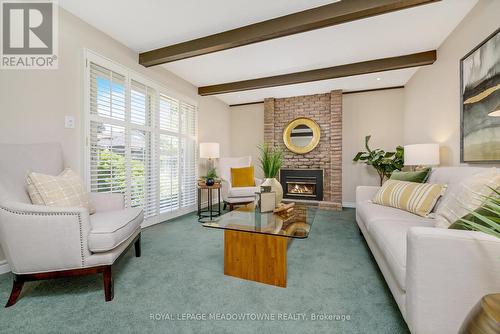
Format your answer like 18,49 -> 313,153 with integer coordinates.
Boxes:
224,229 -> 288,288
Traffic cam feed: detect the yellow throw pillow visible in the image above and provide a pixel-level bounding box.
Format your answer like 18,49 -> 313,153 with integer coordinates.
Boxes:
373,180 -> 447,217
231,166 -> 255,187
27,168 -> 96,214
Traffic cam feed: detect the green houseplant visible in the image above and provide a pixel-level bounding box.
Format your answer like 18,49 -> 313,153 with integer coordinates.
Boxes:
353,135 -> 404,185
204,167 -> 217,186
454,188 -> 500,239
258,143 -> 284,204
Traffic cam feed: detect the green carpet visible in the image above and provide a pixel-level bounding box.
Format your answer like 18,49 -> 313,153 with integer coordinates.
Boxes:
0,208 -> 409,333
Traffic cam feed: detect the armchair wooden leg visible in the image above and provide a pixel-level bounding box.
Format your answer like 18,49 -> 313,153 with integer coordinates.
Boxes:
5,276 -> 24,308
103,266 -> 113,302
229,203 -> 234,211
134,234 -> 141,257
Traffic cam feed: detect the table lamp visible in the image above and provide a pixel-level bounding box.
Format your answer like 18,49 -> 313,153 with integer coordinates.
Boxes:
199,142 -> 220,171
404,143 -> 440,170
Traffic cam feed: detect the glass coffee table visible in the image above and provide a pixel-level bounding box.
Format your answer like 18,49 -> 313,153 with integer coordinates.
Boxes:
202,202 -> 317,287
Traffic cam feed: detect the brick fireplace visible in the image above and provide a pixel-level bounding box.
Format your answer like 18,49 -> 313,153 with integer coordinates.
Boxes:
264,91 -> 342,210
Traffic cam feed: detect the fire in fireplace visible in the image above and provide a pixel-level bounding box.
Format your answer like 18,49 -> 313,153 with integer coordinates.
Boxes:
287,182 -> 315,196
280,169 -> 323,201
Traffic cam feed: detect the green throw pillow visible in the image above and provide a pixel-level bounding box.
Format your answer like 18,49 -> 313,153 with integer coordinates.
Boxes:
390,168 -> 431,183
449,207 -> 496,230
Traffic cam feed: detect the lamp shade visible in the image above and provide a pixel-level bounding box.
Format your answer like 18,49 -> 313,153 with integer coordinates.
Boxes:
404,143 -> 440,166
199,142 -> 220,159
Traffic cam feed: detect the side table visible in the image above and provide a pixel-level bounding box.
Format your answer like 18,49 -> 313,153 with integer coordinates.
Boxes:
197,183 -> 221,222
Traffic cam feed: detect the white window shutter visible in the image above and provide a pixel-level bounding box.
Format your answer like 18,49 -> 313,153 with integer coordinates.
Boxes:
87,57 -> 197,224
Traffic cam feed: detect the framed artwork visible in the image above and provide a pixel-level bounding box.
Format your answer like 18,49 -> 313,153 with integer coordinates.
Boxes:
460,27 -> 500,163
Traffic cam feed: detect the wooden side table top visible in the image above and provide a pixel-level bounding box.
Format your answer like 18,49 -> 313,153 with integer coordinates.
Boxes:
197,183 -> 222,189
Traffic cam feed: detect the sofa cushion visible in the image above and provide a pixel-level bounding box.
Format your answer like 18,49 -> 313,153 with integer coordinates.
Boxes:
27,168 -> 96,214
228,186 -> 259,198
231,166 -> 255,187
369,219 -> 434,291
89,207 -> 143,252
357,200 -> 433,232
218,156 -> 251,183
373,180 -> 446,217
390,168 -> 431,183
434,168 -> 500,228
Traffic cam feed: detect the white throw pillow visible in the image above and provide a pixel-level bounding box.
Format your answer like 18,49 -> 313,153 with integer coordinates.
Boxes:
434,168 -> 500,228
27,168 -> 96,214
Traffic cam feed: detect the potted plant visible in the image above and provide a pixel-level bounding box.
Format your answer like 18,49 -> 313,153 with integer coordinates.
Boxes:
199,167 -> 218,186
455,189 -> 499,333
258,143 -> 284,204
353,135 -> 404,185
455,188 -> 500,238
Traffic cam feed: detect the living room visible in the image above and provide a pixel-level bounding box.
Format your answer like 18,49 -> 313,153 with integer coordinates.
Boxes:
0,0 -> 499,333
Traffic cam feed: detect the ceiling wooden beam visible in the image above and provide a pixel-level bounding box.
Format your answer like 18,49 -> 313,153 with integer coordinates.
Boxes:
139,0 -> 440,67
228,86 -> 406,106
229,101 -> 264,108
199,50 -> 436,96
342,85 -> 405,95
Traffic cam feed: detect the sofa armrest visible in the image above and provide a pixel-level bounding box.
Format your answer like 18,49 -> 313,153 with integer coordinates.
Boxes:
356,186 -> 380,203
406,227 -> 500,334
90,192 -> 125,212
0,201 -> 92,274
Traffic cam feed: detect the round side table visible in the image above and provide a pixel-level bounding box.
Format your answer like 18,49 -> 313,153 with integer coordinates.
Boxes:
197,183 -> 221,222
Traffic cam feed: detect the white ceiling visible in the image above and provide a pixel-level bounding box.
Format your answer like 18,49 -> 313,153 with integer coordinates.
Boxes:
59,0 -> 478,105
59,0 -> 335,52
216,68 -> 419,105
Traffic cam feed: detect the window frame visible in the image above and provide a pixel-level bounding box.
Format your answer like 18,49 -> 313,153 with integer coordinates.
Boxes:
83,49 -> 198,227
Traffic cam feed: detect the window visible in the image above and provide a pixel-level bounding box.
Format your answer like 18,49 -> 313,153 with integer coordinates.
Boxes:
85,51 -> 197,225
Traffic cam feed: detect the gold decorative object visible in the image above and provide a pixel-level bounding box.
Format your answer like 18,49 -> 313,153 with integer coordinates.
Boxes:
459,293 -> 500,334
283,117 -> 321,154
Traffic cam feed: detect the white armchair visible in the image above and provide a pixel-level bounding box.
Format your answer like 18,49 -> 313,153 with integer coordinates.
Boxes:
218,156 -> 262,210
0,143 -> 143,307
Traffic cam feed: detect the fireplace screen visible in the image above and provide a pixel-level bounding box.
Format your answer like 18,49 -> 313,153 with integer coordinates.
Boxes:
280,169 -> 323,201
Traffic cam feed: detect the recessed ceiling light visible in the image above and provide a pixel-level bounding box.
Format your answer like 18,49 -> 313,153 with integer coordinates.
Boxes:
376,77 -> 381,81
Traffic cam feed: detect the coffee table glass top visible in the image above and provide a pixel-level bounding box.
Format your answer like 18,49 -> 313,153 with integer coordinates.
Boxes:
202,202 -> 317,239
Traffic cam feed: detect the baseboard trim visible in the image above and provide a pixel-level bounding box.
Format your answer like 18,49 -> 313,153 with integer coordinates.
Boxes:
0,261 -> 10,274
342,202 -> 356,208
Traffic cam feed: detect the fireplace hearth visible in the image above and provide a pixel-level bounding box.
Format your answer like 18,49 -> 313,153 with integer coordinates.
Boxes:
280,169 -> 323,201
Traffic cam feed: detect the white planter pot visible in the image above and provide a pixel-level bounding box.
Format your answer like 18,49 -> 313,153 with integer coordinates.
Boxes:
262,178 -> 283,205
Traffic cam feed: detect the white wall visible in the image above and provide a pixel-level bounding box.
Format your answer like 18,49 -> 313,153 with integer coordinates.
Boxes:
0,8 -> 231,268
229,90 -> 405,204
0,8 -> 231,173
198,96 -> 232,177
229,104 -> 265,178
404,0 -> 500,166
342,89 -> 405,204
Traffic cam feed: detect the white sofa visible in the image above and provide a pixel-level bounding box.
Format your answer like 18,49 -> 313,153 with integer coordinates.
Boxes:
356,167 -> 500,334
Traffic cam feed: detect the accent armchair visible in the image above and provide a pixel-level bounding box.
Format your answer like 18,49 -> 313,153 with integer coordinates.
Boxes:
0,143 -> 143,307
218,156 -> 262,210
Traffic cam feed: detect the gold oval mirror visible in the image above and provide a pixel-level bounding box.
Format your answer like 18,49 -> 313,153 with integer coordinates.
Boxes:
283,118 -> 321,154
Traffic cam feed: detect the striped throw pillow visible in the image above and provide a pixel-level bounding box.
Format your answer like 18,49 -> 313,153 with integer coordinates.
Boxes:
373,180 -> 447,217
